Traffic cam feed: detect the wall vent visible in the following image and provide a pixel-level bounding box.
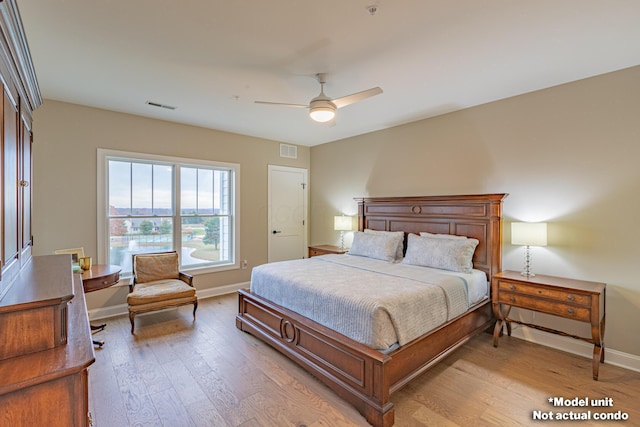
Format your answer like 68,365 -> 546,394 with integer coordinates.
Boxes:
280,143 -> 297,159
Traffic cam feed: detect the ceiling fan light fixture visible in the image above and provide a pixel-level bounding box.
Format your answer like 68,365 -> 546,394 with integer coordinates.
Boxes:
309,106 -> 335,122
255,73 -> 381,124
309,98 -> 336,122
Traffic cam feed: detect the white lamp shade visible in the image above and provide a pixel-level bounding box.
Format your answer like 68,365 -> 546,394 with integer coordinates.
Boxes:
511,222 -> 547,247
334,215 -> 354,231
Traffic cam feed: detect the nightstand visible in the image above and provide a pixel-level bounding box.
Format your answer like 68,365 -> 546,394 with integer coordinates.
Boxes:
308,244 -> 349,258
491,270 -> 606,380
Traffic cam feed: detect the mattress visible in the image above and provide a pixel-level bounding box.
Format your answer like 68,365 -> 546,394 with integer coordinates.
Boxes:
250,254 -> 487,352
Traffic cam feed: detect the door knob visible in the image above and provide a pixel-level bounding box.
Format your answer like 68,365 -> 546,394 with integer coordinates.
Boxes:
272,230 -> 282,234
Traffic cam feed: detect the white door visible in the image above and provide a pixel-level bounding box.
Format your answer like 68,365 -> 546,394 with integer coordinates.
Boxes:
268,165 -> 308,262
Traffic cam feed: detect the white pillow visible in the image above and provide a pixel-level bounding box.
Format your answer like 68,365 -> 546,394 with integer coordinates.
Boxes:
402,233 -> 479,273
349,231 -> 403,262
419,232 -> 468,240
364,229 -> 405,260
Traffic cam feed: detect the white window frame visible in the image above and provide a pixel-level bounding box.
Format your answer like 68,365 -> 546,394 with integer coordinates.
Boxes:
97,149 -> 240,276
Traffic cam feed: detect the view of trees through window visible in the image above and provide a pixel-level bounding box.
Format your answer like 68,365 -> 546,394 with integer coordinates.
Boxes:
106,157 -> 234,274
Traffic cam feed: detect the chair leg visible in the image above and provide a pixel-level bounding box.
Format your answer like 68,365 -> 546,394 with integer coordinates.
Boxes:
129,312 -> 136,334
193,300 -> 198,320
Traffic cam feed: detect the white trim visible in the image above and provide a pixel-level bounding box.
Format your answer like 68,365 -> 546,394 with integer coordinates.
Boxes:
96,148 -> 240,271
87,281 -> 249,321
511,325 -> 640,373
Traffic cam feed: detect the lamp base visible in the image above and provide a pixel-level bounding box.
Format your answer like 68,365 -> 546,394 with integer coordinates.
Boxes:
521,245 -> 535,277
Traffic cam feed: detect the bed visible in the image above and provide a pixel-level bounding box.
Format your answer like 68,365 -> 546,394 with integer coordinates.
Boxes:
236,194 -> 507,426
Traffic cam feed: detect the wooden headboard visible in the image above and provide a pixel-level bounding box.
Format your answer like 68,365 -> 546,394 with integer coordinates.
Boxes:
355,194 -> 508,280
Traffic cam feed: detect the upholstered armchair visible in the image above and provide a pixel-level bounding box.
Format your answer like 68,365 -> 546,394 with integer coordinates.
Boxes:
127,251 -> 198,334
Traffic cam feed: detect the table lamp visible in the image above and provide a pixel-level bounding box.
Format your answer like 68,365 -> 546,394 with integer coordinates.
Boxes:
511,222 -> 547,277
334,215 -> 354,251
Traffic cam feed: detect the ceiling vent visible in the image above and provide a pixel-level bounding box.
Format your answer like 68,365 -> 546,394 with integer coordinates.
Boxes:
146,101 -> 176,110
280,144 -> 298,159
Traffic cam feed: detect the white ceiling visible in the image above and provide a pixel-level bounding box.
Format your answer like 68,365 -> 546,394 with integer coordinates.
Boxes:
17,0 -> 640,147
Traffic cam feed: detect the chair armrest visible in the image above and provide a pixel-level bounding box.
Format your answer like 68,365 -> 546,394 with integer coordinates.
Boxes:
179,271 -> 194,286
129,276 -> 136,292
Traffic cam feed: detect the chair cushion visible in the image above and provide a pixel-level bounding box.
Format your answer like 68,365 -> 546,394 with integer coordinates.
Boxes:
127,279 -> 196,305
134,252 -> 180,283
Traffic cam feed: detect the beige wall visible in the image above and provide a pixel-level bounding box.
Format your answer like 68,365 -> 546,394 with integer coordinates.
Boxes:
32,100 -> 310,310
310,66 -> 640,357
30,66 -> 640,357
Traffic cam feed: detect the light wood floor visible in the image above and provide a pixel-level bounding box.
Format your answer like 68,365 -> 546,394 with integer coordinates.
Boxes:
89,293 -> 640,426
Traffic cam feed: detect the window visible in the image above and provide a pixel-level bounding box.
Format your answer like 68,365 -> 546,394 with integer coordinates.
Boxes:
98,149 -> 239,275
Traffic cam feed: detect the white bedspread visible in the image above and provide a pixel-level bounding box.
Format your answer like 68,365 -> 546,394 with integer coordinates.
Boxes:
250,254 -> 475,351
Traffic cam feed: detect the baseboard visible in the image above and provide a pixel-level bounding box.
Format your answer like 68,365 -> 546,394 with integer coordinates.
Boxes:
87,281 -> 249,321
511,325 -> 640,373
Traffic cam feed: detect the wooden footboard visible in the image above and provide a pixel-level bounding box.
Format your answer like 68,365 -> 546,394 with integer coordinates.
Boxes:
236,288 -> 493,427
236,288 -> 394,426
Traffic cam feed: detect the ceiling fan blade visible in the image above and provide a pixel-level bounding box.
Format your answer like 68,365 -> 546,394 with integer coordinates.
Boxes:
254,100 -> 308,108
332,87 -> 383,109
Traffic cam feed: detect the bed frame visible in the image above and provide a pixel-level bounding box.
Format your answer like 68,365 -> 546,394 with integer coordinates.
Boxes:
236,193 -> 507,426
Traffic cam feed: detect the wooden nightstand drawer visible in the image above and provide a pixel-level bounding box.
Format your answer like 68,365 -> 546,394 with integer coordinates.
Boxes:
309,247 -> 326,257
497,280 -> 591,306
308,245 -> 348,258
498,292 -> 591,322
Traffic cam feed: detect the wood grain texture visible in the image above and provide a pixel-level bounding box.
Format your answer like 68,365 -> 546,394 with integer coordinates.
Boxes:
0,270 -> 94,426
88,293 -> 640,426
0,255 -> 75,360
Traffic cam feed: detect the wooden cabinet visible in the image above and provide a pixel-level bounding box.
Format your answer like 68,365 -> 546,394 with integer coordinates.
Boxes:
0,256 -> 95,426
0,2 -> 85,425
491,270 -> 606,380
0,0 -> 42,298
308,244 -> 349,257
0,256 -> 74,361
20,119 -> 33,254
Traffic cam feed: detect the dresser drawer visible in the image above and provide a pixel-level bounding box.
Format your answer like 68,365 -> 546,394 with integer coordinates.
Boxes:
497,280 -> 591,307
498,292 -> 591,322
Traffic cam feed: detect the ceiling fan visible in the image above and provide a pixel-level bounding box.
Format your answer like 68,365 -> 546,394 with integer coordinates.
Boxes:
255,73 -> 383,123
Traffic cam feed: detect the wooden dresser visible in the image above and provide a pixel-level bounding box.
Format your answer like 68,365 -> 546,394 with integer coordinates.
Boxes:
491,270 -> 605,380
0,255 -> 95,426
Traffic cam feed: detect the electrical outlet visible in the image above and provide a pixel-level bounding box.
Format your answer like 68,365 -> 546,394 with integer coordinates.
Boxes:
242,260 -> 248,269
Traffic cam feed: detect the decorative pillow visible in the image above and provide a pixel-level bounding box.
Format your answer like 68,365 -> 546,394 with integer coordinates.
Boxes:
402,233 -> 479,273
419,232 -> 468,240
349,231 -> 403,262
364,229 -> 405,260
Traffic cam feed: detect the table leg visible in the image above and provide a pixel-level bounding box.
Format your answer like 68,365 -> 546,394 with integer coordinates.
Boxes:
492,319 -> 503,347
91,322 -> 106,348
590,315 -> 605,380
492,303 -> 512,347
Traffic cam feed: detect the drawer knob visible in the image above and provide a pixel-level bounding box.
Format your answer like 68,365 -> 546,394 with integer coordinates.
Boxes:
509,296 -> 515,303
567,294 -> 575,301
567,308 -> 574,315
509,285 -> 516,291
